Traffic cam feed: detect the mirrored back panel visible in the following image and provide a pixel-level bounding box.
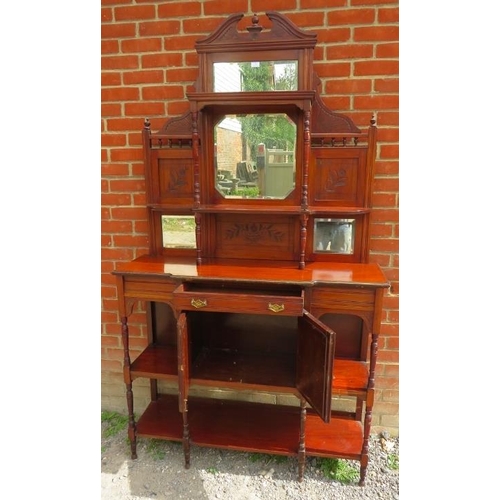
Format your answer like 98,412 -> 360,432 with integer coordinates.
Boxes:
215,113 -> 296,200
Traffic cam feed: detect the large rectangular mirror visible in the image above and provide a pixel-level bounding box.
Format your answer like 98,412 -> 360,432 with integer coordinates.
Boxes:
213,61 -> 298,92
215,113 -> 296,199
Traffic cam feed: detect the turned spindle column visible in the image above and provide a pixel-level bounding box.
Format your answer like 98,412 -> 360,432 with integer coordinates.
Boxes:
121,315 -> 137,459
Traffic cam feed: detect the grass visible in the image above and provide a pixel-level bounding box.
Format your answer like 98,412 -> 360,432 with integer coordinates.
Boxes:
248,453 -> 288,465
162,216 -> 195,232
146,439 -> 167,460
315,458 -> 359,484
387,453 -> 399,470
101,411 -> 128,438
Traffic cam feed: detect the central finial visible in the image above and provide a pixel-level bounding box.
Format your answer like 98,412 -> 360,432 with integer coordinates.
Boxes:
246,13 -> 263,36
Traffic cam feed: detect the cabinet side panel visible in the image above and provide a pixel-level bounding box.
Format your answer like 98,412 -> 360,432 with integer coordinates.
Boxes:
150,301 -> 177,346
317,313 -> 363,359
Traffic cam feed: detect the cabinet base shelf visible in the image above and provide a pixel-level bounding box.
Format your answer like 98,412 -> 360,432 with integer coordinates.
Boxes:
136,394 -> 363,459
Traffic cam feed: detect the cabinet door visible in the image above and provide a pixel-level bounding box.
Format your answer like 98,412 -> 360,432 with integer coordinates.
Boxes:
296,310 -> 336,423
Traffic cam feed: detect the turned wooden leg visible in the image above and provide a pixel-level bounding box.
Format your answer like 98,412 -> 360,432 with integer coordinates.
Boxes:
298,398 -> 307,481
125,382 -> 137,459
181,399 -> 190,469
121,316 -> 137,459
359,406 -> 372,486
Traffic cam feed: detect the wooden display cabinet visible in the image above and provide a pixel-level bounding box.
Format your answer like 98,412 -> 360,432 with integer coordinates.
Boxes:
113,12 -> 389,485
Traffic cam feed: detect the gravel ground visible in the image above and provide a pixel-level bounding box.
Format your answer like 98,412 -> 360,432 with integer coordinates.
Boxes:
101,422 -> 399,500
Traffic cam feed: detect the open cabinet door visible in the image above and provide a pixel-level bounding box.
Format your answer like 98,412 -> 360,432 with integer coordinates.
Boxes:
296,310 -> 336,423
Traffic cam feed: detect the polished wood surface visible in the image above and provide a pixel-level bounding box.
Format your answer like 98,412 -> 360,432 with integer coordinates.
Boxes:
130,345 -> 369,395
136,394 -> 364,459
173,282 -> 304,316
191,349 -> 296,391
115,255 -> 389,287
130,345 -> 177,380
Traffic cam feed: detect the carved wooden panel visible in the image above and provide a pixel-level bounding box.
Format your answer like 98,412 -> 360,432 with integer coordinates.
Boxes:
150,150 -> 194,206
310,148 -> 367,207
159,158 -> 192,198
214,214 -> 299,260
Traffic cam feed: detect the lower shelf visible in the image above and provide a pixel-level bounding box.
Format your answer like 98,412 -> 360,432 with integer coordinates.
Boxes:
136,394 -> 363,459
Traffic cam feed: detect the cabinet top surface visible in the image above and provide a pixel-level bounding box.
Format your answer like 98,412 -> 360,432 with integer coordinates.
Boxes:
113,255 -> 389,288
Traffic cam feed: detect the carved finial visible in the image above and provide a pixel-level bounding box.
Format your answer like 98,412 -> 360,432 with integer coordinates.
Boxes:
247,13 -> 263,36
144,118 -> 151,130
370,113 -> 376,126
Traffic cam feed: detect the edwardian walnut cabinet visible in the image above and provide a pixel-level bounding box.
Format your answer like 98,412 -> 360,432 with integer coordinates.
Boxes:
113,12 -> 389,486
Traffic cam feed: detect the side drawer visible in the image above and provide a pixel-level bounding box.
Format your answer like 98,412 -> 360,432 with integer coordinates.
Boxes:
310,286 -> 375,312
173,283 -> 304,316
123,276 -> 178,302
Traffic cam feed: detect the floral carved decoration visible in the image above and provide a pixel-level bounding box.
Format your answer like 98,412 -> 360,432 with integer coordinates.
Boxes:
168,166 -> 188,192
325,168 -> 347,192
225,223 -> 285,243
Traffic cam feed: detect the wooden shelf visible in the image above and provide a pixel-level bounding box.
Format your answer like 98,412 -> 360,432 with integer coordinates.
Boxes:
130,344 -> 178,380
305,408 -> 363,459
333,359 -> 369,395
191,348 -> 296,392
130,345 -> 368,396
136,394 -> 363,458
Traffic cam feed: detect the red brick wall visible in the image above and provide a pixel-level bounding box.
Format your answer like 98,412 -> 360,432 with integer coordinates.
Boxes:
101,0 -> 399,435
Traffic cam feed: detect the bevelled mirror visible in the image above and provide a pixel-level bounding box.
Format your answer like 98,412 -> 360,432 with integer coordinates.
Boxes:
314,218 -> 355,254
214,113 -> 296,199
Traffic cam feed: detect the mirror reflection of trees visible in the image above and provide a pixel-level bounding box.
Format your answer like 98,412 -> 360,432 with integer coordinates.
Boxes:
213,61 -> 298,92
215,113 -> 296,199
238,61 -> 297,92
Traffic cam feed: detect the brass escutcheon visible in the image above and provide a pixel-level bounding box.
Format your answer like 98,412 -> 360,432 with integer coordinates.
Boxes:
191,298 -> 207,308
268,303 -> 285,313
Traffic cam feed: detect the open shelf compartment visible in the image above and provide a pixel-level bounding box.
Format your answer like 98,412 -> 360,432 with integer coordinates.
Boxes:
136,394 -> 363,459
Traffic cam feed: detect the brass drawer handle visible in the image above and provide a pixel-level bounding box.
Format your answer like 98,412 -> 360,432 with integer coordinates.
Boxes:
191,298 -> 207,309
268,303 -> 285,313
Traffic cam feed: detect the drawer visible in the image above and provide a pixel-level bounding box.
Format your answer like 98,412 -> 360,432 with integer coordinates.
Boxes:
173,283 -> 304,316
123,276 -> 178,301
311,287 -> 375,312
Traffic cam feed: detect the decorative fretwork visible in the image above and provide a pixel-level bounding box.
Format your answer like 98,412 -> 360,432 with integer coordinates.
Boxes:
152,137 -> 194,149
311,136 -> 364,148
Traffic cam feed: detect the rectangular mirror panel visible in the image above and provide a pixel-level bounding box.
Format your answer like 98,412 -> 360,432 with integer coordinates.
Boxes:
213,61 -> 298,92
162,215 -> 196,249
314,218 -> 355,254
